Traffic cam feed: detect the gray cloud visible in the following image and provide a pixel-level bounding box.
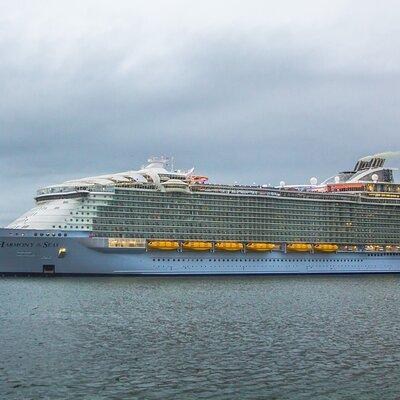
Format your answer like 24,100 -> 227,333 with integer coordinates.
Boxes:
1,1 -> 400,225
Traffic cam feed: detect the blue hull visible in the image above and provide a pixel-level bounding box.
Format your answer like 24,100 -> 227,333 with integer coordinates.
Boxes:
1,229 -> 400,275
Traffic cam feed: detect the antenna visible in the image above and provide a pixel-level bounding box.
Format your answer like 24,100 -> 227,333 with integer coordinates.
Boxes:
171,156 -> 174,172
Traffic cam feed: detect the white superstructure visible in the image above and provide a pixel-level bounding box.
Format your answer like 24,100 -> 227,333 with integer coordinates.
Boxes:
7,157 -> 193,231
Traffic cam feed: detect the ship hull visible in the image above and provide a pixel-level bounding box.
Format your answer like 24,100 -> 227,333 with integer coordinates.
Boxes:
1,229 -> 400,276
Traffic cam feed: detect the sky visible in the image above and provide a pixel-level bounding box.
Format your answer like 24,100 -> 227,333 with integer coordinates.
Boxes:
1,0 -> 400,225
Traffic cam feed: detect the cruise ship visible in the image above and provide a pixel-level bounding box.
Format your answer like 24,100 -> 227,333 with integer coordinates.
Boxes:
1,152 -> 400,275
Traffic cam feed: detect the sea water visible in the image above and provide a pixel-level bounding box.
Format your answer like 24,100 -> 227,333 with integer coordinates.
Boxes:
1,275 -> 399,399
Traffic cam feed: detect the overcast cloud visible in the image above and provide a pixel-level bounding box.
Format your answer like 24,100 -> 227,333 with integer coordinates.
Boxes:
1,0 -> 400,225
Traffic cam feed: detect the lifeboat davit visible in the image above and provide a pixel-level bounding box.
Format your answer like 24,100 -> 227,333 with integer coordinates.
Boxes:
365,244 -> 383,252
182,241 -> 213,251
246,243 -> 275,252
314,244 -> 338,253
343,245 -> 358,252
287,243 -> 312,252
215,242 -> 244,251
147,241 -> 179,251
385,245 -> 399,252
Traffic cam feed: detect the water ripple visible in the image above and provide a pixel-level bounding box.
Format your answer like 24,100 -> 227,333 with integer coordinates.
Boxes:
1,275 -> 400,399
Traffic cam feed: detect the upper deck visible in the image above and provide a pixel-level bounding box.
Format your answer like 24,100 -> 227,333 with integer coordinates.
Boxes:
34,152 -> 400,206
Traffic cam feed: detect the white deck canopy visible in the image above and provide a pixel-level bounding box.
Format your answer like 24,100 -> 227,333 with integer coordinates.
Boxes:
40,157 -> 193,192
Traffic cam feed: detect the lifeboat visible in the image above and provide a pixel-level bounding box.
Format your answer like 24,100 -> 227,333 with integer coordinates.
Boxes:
287,243 -> 312,252
314,244 -> 338,253
215,242 -> 244,251
182,241 -> 213,251
147,241 -> 179,251
246,243 -> 275,252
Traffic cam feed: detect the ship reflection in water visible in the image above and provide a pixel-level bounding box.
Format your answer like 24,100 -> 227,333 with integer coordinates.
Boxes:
1,274 -> 399,399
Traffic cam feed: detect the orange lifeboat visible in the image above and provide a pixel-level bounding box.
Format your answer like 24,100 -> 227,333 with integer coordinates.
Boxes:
147,241 -> 179,251
182,241 -> 213,251
287,243 -> 312,252
246,243 -> 275,252
215,242 -> 244,251
314,244 -> 338,253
